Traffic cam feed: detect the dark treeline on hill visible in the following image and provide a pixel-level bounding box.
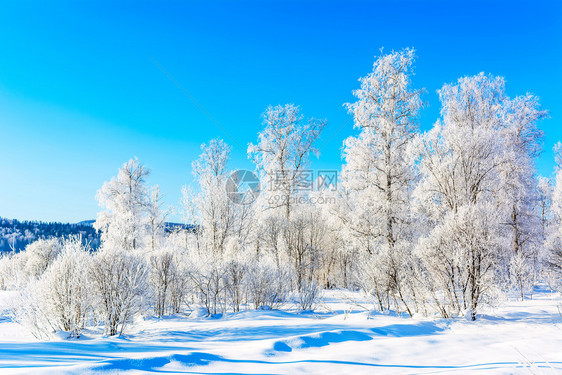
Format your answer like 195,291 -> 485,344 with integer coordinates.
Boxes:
0,217 -> 194,253
0,217 -> 101,252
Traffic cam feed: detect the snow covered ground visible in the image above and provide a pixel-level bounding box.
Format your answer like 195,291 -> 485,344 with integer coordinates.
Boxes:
0,288 -> 561,374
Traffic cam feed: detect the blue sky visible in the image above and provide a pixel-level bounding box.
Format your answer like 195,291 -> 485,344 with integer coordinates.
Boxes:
0,0 -> 561,223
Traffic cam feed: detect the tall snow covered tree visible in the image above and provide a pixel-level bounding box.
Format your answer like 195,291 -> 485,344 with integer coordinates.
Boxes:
413,73 -> 542,319
94,158 -> 150,251
498,94 -> 546,299
339,48 -> 423,316
546,143 -> 562,291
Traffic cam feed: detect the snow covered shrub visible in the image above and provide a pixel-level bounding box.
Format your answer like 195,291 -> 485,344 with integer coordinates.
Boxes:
545,245 -> 562,292
417,204 -> 502,320
189,259 -> 226,316
39,238 -> 91,337
223,258 -> 246,313
16,237 -> 92,339
354,246 -> 418,316
354,250 -> 391,312
167,251 -> 191,314
283,211 -> 323,292
9,238 -> 62,287
15,280 -> 53,340
297,280 -> 320,311
508,250 -> 539,300
148,248 -> 178,317
89,248 -> 148,336
312,220 -> 350,289
246,256 -> 290,310
146,243 -> 191,316
222,240 -> 253,313
21,238 -> 62,279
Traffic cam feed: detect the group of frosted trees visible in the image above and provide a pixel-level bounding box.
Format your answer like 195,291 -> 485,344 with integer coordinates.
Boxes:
336,49 -> 555,320
1,48 -> 561,339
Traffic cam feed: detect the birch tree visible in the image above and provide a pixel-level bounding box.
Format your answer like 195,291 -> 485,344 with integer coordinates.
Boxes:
546,143 -> 562,291
498,94 -> 546,299
415,73 -> 511,319
340,48 -> 423,315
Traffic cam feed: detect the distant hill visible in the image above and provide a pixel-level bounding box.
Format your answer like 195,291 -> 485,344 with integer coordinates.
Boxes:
0,217 -> 195,253
76,220 -> 96,226
0,217 -> 101,253
76,219 -> 194,232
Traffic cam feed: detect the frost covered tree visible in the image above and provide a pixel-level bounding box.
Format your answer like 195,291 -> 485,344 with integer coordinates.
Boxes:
340,48 -> 423,315
36,238 -> 91,337
89,248 -> 148,336
7,238 -> 62,287
245,254 -> 290,310
283,207 -> 324,301
22,238 -> 62,281
93,158 -> 176,321
190,138 -> 237,256
185,139 -> 251,315
94,158 -> 150,251
537,176 -> 553,234
413,73 -> 539,319
546,143 -> 562,291
248,104 -> 328,308
248,104 -> 325,219
497,94 -> 546,299
16,237 -> 92,339
40,238 -> 91,337
145,186 -> 168,253
148,247 -> 178,317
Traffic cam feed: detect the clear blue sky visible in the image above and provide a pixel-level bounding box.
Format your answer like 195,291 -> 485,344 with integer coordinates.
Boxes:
0,0 -> 560,223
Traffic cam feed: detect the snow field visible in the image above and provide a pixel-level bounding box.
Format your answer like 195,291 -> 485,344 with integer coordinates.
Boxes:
0,289 -> 561,374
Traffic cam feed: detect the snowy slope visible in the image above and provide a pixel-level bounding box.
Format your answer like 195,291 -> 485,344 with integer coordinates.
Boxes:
0,289 -> 561,374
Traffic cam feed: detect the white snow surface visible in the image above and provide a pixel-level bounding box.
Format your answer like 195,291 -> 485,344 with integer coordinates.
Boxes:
0,288 -> 561,374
